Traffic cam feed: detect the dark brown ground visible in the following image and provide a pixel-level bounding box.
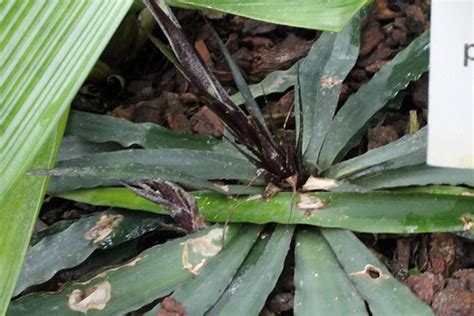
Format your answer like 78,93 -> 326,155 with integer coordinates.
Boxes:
36,0 -> 474,314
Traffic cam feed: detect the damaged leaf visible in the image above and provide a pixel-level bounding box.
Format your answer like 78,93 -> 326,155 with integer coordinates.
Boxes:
8,225 -> 242,315
297,194 -> 325,215
84,214 -> 123,244
182,228 -> 225,274
147,225 -> 261,316
321,229 -> 432,315
13,210 -> 163,296
58,188 -> 474,233
68,281 -> 112,313
302,176 -> 338,191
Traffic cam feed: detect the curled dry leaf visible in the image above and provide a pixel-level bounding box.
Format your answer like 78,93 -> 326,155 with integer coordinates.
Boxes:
68,281 -> 112,313
181,228 -> 226,274
302,176 -> 338,191
350,264 -> 389,280
84,214 -> 123,244
297,194 -> 325,216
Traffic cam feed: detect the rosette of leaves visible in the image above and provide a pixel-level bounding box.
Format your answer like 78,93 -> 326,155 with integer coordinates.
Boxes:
9,1 -> 474,315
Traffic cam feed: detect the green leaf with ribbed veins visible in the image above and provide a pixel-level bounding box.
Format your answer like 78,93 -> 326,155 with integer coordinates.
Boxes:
1,3 -> 131,310
353,164 -> 474,189
14,209 -> 163,296
66,110 -> 233,152
166,0 -> 370,31
325,127 -> 427,179
7,225 -> 242,315
206,225 -> 294,316
145,225 -> 262,315
318,31 -> 430,168
0,0 -> 132,199
55,189 -> 474,233
321,229 -> 433,315
0,115 -> 67,314
294,228 -> 366,315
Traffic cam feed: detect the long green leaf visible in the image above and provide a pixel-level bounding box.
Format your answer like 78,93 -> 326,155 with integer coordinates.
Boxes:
0,115 -> 67,314
7,225 -> 242,315
353,164 -> 474,189
206,225 -> 294,315
166,0 -> 370,31
321,229 -> 433,315
14,209 -> 163,296
66,110 -> 232,152
1,3 -> 131,311
41,148 -> 257,193
0,0 -> 132,199
57,136 -> 123,161
324,127 -> 427,179
56,188 -> 474,233
145,225 -> 262,315
301,9 -> 366,169
318,31 -> 430,168
294,228 -> 367,315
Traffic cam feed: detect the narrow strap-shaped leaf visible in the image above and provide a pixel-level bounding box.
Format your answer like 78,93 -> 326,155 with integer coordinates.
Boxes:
230,63 -> 298,105
41,163 -> 229,194
0,0 -> 132,199
39,148 -> 257,192
318,31 -> 430,168
166,0 -> 370,31
57,135 -> 123,161
392,185 -> 474,196
145,225 -> 262,315
56,189 -> 474,233
353,164 -> 474,189
301,8 -> 367,169
324,127 -> 427,179
209,22 -> 268,132
7,225 -> 242,315
66,110 -> 232,152
30,220 -> 75,246
321,229 -> 433,315
206,225 -> 294,315
14,210 -> 164,296
294,228 -> 367,315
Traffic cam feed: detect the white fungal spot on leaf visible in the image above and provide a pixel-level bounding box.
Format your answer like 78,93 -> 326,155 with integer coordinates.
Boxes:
321,76 -> 342,89
84,214 -> 123,244
297,194 -> 325,215
188,228 -> 225,257
68,281 -> 112,313
302,176 -> 338,191
181,228 -> 226,274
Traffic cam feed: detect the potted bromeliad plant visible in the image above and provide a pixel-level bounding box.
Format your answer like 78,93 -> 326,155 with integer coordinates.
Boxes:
6,1 -> 473,315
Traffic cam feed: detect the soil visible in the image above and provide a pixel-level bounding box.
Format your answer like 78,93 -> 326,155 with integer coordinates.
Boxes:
34,0 -> 473,315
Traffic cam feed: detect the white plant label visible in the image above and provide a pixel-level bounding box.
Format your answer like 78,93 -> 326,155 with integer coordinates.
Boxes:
428,0 -> 474,169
